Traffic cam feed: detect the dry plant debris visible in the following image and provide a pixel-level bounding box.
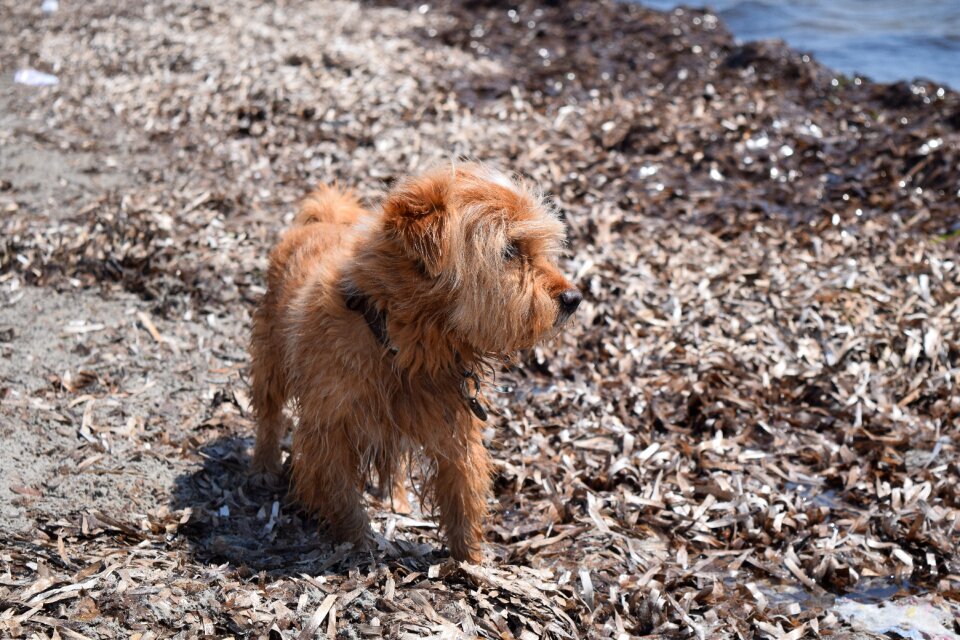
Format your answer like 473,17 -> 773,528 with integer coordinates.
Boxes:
1,0 -> 959,638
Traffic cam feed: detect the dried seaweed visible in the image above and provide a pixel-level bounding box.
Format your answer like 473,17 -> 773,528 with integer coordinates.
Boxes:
1,0 -> 958,638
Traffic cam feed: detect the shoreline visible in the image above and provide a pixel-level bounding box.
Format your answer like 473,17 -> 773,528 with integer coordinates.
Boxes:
630,0 -> 960,89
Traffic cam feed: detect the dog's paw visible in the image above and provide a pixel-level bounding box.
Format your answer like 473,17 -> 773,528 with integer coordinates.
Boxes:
388,492 -> 413,515
250,445 -> 283,474
247,461 -> 286,491
372,490 -> 412,514
447,539 -> 484,565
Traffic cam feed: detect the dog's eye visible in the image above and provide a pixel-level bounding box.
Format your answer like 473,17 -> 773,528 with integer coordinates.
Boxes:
502,241 -> 520,261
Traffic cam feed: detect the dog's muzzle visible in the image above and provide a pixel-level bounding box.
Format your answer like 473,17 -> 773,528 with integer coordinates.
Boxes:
555,288 -> 582,325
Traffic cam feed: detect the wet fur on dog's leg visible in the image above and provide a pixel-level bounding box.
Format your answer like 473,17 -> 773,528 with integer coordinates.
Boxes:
250,323 -> 290,476
374,451 -> 412,514
291,423 -> 371,548
428,425 -> 492,563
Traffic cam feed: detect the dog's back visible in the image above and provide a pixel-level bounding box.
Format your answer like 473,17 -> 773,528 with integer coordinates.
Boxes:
264,185 -> 368,300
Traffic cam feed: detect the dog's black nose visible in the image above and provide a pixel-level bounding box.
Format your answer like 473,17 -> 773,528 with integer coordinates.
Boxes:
558,288 -> 582,314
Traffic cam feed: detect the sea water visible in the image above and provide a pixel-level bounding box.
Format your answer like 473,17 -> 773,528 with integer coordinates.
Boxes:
636,0 -> 960,88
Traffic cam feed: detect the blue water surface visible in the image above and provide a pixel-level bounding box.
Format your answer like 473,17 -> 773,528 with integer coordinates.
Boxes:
636,0 -> 960,88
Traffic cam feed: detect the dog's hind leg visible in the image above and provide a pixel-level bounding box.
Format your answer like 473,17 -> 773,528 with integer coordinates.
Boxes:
292,422 -> 371,548
373,450 -> 412,514
250,316 -> 291,477
251,405 -> 290,477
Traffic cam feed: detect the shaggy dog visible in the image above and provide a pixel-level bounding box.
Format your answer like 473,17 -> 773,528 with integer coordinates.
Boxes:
249,163 -> 581,562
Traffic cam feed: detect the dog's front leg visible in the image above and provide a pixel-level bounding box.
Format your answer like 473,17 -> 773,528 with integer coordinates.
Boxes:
429,424 -> 492,563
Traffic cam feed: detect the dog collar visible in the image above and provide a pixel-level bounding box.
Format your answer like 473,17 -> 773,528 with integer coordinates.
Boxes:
343,290 -> 399,355
343,287 -> 490,422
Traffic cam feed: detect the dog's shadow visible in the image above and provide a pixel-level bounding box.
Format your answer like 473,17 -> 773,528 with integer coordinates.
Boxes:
170,436 -> 442,576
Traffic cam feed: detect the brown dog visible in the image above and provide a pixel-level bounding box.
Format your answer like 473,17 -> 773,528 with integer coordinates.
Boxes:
249,163 -> 581,562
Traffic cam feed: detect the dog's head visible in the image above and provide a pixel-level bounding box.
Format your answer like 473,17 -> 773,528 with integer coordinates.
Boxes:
382,163 -> 581,354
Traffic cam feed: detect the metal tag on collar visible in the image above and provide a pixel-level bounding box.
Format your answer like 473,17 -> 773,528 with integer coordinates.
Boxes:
468,397 -> 488,422
461,369 -> 488,422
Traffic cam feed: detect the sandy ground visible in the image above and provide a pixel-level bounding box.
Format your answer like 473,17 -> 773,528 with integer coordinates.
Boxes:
0,285 -> 247,533
1,0 -> 959,638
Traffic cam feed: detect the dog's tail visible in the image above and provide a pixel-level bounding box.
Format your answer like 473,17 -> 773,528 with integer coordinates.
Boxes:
294,184 -> 368,226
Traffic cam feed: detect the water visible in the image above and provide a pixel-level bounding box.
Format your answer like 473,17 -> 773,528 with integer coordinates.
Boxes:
636,0 -> 960,89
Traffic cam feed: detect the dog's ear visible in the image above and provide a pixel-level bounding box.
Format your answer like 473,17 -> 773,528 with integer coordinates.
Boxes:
382,172 -> 452,277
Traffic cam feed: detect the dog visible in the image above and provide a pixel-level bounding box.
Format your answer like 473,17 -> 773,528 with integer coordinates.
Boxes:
248,163 -> 581,562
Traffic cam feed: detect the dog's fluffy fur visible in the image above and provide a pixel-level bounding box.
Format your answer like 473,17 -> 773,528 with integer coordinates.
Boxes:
249,163 -> 580,562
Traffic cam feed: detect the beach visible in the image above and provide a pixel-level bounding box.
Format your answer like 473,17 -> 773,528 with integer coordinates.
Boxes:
1,0 -> 958,637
